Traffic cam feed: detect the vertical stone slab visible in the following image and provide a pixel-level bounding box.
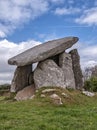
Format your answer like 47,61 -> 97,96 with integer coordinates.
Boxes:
11,65 -> 32,92
69,49 -> 83,90
34,59 -> 65,88
59,52 -> 76,89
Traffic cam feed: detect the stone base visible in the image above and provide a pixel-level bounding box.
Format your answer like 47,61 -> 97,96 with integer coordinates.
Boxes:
11,65 -> 32,92
59,52 -> 75,89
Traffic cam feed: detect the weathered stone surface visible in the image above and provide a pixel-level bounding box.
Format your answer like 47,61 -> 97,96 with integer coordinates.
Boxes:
59,52 -> 75,89
34,59 -> 65,88
15,85 -> 35,101
50,94 -> 62,105
69,49 -> 83,89
11,65 -> 32,92
8,37 -> 78,66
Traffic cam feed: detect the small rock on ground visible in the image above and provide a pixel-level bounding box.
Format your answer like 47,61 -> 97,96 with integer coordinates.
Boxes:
61,92 -> 69,98
40,94 -> 46,98
82,91 -> 95,97
50,93 -> 63,105
42,88 -> 56,93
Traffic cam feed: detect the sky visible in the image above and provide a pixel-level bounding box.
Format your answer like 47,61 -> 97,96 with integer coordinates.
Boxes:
0,0 -> 97,84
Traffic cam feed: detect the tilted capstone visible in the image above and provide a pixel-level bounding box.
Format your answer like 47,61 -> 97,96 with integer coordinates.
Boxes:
8,37 -> 78,66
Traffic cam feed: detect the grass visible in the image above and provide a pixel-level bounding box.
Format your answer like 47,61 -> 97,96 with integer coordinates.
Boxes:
0,87 -> 97,130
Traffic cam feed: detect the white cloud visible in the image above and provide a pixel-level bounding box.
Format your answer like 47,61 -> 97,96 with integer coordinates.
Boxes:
76,7 -> 97,25
0,30 -> 6,38
54,7 -> 81,15
0,0 -> 49,38
0,0 -> 65,38
0,39 -> 41,84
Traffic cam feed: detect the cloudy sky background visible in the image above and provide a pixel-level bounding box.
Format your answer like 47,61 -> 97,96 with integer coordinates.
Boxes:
0,0 -> 97,84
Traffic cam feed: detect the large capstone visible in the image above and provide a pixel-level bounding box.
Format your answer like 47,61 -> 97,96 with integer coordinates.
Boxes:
34,59 -> 65,88
59,52 -> 75,89
11,65 -> 32,92
8,37 -> 78,66
69,49 -> 83,90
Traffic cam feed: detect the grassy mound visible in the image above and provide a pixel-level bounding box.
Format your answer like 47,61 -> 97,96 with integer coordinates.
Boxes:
0,87 -> 97,130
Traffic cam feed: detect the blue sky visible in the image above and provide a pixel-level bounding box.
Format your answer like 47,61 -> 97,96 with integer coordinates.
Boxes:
0,0 -> 97,84
0,0 -> 97,42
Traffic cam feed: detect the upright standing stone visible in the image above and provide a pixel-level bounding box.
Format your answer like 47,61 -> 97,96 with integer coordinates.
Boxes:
11,65 -> 32,92
69,49 -> 83,90
59,52 -> 75,89
34,59 -> 65,88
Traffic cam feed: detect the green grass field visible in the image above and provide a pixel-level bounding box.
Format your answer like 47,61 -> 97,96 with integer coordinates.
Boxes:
0,88 -> 97,130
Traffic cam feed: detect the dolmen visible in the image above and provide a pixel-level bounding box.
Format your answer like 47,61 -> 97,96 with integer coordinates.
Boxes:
8,37 -> 83,98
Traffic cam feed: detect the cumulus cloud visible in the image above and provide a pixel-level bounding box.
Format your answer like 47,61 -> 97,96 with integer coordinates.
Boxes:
0,0 -> 49,38
0,39 -> 41,84
54,7 -> 81,15
0,0 -> 65,38
79,43 -> 97,68
75,7 -> 97,25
